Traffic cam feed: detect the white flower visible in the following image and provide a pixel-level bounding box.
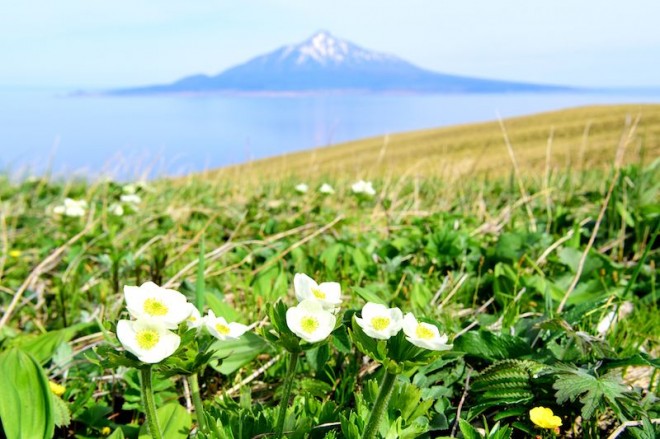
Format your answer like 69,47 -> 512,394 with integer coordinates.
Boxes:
53,198 -> 87,217
124,282 -> 191,329
319,183 -> 335,194
597,302 -> 633,336
286,299 -> 336,343
355,302 -> 403,340
109,203 -> 124,216
185,303 -> 204,329
116,319 -> 180,363
402,313 -> 452,351
204,310 -> 249,340
123,184 -> 137,194
295,183 -> 308,193
351,180 -> 376,196
294,273 -> 342,312
120,194 -> 142,204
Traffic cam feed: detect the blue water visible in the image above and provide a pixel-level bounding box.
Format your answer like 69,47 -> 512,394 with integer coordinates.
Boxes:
1,88 -> 659,179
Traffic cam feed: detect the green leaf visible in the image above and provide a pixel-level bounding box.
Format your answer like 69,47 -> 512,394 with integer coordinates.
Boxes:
138,403 -> 191,439
262,300 -> 301,353
553,365 -> 629,419
107,428 -> 126,439
0,348 -> 55,439
210,331 -> 271,375
353,286 -> 388,306
320,243 -> 343,272
10,322 -> 90,364
489,422 -> 513,439
459,419 -> 483,439
52,395 -> 71,427
205,291 -> 238,321
453,331 -> 531,361
350,316 -> 386,363
557,247 -> 602,276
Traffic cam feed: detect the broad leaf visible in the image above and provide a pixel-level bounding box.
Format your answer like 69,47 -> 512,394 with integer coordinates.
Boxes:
138,403 -> 191,439
0,348 -> 55,439
553,365 -> 629,419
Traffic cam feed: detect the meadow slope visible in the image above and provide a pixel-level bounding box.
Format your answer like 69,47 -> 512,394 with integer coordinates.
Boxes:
205,104 -> 660,183
0,104 -> 658,438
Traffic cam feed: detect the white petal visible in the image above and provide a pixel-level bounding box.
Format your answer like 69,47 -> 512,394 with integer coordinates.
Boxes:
285,301 -> 335,343
597,311 -> 617,335
116,320 -> 139,354
151,331 -> 181,361
229,322 -> 249,338
361,302 -> 388,320
389,308 -> 404,332
318,282 -> 342,304
185,304 -> 203,329
116,319 -> 181,363
123,282 -> 190,328
402,313 -> 419,337
297,299 -> 325,313
356,317 -> 389,340
294,273 -> 317,302
285,306 -> 305,335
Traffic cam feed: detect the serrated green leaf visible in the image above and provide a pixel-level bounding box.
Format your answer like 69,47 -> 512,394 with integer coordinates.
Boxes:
553,365 -> 629,419
52,395 -> 71,427
454,331 -> 531,361
459,419 -> 483,439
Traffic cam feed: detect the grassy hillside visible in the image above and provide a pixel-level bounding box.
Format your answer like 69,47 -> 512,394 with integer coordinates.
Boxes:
206,104 -> 660,183
0,104 -> 658,438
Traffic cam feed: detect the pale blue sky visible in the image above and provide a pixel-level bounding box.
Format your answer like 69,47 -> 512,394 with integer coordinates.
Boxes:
1,0 -> 659,88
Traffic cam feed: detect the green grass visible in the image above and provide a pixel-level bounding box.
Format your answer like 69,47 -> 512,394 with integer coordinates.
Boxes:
0,104 -> 658,438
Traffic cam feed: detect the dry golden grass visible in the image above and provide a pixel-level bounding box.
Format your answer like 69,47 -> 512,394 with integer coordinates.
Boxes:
201,104 -> 660,184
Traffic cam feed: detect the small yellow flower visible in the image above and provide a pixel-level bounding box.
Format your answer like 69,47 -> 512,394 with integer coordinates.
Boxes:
530,406 -> 562,429
101,426 -> 111,435
9,250 -> 21,258
49,381 -> 66,396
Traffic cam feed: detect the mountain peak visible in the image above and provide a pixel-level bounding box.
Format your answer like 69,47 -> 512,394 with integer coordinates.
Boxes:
281,30 -> 393,66
112,30 -> 570,95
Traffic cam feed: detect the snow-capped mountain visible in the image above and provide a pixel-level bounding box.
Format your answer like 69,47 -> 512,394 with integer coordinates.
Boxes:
266,30 -> 401,68
112,31 -> 569,94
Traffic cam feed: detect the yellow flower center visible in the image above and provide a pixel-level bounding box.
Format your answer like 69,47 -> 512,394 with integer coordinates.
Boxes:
371,316 -> 391,331
136,329 -> 160,350
215,324 -> 231,335
415,324 -> 435,339
301,316 -> 319,334
311,288 -> 326,299
143,298 -> 168,316
189,315 -> 197,322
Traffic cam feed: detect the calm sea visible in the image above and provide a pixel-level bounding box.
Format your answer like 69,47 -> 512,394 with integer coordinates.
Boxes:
1,88 -> 659,179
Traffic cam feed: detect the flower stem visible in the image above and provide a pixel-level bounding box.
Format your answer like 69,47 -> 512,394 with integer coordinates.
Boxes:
140,366 -> 163,439
362,370 -> 397,439
189,373 -> 208,434
275,352 -> 299,438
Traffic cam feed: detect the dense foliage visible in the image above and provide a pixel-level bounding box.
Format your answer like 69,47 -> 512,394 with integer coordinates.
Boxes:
0,158 -> 658,438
